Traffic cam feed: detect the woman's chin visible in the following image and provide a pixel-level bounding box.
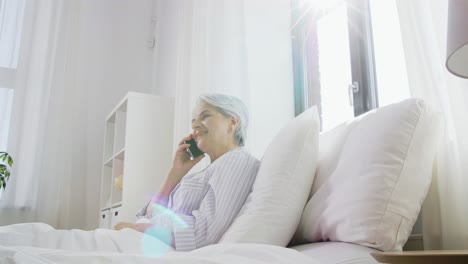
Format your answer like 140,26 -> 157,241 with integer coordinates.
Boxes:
197,142 -> 207,153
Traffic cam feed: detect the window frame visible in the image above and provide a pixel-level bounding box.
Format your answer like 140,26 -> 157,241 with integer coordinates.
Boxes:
291,0 -> 379,120
347,0 -> 379,115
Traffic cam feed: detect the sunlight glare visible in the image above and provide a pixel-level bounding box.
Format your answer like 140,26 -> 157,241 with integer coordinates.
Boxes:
317,2 -> 354,131
370,0 -> 410,107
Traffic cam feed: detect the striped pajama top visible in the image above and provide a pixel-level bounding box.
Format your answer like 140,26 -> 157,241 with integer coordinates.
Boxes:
136,147 -> 260,251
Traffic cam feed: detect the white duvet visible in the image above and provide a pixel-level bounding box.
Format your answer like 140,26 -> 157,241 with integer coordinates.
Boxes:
0,223 -> 318,264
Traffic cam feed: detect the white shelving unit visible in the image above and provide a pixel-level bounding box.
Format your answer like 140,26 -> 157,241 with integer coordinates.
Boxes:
99,92 -> 174,229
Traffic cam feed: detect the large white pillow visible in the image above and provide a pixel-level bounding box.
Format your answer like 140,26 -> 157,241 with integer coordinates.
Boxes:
293,98 -> 442,251
219,106 -> 320,246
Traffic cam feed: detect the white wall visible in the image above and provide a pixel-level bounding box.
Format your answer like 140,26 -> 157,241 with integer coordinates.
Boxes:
150,0 -> 179,97
73,0 -> 154,229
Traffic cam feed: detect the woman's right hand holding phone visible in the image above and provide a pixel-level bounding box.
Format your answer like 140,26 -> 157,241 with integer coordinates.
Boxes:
146,134 -> 205,214
168,134 -> 205,184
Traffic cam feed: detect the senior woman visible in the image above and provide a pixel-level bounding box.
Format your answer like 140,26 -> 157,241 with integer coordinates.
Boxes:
114,93 -> 260,251
0,94 -> 259,253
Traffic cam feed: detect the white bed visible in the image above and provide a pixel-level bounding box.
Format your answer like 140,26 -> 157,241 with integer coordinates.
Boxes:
0,223 -> 378,264
0,99 -> 439,264
0,242 -> 378,264
0,222 -> 373,264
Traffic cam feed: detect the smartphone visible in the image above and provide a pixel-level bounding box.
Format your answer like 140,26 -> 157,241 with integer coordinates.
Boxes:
184,138 -> 204,159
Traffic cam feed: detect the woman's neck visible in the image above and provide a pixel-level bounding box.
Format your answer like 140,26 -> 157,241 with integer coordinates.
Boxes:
209,144 -> 239,162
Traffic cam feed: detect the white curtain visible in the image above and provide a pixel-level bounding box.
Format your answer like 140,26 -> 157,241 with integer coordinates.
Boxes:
396,0 -> 468,249
0,0 -> 25,151
153,0 -> 295,163
0,0 -> 87,229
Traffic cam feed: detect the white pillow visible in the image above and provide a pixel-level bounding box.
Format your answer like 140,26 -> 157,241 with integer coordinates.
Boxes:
219,106 -> 320,246
293,98 -> 442,251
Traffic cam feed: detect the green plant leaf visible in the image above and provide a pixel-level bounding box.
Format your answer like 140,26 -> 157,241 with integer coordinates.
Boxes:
0,152 -> 12,191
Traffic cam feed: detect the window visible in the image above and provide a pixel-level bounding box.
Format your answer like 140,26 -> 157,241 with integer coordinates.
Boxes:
369,0 -> 410,107
0,89 -> 14,149
0,0 -> 26,149
315,2 -> 354,130
292,0 -> 410,130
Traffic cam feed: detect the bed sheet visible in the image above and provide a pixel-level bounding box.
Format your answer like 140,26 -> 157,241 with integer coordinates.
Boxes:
0,243 -> 321,264
290,242 -> 380,264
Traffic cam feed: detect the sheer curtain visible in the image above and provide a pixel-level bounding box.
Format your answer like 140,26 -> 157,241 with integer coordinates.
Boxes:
0,0 -> 25,152
154,0 -> 295,162
396,0 -> 468,249
0,0 -> 87,229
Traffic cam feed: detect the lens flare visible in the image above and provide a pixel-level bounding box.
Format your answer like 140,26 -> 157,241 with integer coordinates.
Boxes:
140,204 -> 189,256
142,225 -> 173,256
149,204 -> 189,228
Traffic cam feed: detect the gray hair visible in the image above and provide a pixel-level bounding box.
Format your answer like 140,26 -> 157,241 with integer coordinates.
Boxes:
197,94 -> 249,146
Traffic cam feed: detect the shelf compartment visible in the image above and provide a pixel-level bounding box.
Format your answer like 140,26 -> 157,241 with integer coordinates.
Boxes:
114,147 -> 125,160
103,121 -> 115,161
111,158 -> 124,205
111,202 -> 122,208
103,148 -> 125,167
100,165 -> 113,210
113,107 -> 127,154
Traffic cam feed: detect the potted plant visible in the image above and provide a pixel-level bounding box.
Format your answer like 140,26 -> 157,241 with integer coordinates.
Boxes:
0,152 -> 13,191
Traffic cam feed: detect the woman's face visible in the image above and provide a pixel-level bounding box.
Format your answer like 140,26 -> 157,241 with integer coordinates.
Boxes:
191,102 -> 238,156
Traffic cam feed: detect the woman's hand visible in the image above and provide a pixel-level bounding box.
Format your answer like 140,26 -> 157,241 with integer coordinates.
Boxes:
113,222 -> 136,230
113,222 -> 152,233
131,223 -> 152,233
169,134 -> 205,183
146,135 -> 205,216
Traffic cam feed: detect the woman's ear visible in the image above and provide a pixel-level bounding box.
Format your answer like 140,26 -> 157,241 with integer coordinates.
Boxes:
229,116 -> 240,133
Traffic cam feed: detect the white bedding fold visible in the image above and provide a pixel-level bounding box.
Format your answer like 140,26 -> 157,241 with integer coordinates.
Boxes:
0,223 -> 173,255
0,223 -> 320,264
0,243 -> 320,264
